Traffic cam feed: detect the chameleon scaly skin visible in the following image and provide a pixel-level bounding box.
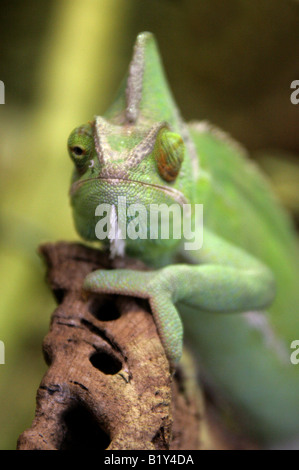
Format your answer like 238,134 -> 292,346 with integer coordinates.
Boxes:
67,32 -> 299,443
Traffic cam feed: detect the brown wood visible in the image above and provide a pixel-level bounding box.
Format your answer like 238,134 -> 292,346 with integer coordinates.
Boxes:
16,242 -> 204,450
17,242 -> 256,450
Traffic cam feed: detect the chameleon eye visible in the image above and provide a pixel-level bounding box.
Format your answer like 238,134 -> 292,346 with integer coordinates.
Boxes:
155,130 -> 184,182
72,146 -> 84,156
69,145 -> 90,171
67,124 -> 94,173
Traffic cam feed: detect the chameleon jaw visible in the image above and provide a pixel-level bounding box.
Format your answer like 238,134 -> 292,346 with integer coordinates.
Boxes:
70,176 -> 188,206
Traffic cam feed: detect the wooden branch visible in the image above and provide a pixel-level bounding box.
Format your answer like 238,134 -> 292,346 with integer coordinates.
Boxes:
17,242 -> 256,450
16,242 -> 204,450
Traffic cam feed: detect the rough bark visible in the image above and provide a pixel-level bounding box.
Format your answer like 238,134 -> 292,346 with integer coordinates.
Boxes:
16,242 -> 203,450
17,242 -> 255,450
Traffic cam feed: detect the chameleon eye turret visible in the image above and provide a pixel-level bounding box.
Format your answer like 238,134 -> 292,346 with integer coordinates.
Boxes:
67,123 -> 94,172
155,129 -> 184,182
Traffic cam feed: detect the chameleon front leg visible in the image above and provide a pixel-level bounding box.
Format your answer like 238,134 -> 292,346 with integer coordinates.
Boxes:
84,269 -> 184,369
84,230 -> 276,369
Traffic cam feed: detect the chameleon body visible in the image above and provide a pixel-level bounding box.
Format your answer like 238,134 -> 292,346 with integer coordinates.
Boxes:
67,32 -> 299,443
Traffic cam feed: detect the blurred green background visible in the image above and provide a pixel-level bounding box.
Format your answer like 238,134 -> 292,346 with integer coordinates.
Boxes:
0,0 -> 299,449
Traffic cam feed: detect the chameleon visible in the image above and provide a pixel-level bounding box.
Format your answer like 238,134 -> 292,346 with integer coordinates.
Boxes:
67,32 -> 299,445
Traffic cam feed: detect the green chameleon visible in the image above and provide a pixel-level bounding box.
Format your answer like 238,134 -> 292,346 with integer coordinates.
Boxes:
67,32 -> 299,445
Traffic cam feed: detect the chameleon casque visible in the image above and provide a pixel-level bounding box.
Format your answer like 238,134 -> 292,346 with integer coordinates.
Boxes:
67,32 -> 299,444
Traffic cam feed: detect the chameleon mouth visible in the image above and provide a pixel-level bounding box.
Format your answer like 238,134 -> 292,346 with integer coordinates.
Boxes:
70,176 -> 188,206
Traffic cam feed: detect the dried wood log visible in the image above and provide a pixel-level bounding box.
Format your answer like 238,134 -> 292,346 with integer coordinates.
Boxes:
17,242 -> 255,450
17,242 -> 204,450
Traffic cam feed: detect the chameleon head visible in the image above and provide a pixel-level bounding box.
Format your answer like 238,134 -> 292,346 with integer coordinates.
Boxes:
68,116 -> 194,262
